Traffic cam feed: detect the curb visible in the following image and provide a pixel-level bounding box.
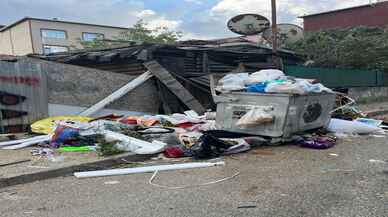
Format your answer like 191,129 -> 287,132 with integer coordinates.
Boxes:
0,154 -> 153,189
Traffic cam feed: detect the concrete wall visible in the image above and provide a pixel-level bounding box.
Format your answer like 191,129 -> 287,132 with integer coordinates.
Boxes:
30,20 -> 127,54
0,29 -> 13,55
348,87 -> 388,103
0,21 -> 33,55
34,58 -> 160,114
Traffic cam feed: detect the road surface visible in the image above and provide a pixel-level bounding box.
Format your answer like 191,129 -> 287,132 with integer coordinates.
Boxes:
1,136 -> 387,217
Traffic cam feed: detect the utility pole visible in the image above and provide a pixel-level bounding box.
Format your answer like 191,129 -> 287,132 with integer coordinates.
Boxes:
271,0 -> 279,68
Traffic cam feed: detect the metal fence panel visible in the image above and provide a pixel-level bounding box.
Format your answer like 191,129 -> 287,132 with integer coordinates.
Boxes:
284,65 -> 383,88
0,59 -> 48,133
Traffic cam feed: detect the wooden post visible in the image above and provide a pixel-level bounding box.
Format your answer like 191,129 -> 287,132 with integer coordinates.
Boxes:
271,0 -> 280,68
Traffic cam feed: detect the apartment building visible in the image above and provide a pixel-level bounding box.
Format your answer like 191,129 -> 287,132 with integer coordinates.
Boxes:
0,17 -> 128,55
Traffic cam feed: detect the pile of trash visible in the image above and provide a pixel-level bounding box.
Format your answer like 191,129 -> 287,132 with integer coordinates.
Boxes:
216,69 -> 333,94
0,111 -> 268,159
1,69 -> 387,163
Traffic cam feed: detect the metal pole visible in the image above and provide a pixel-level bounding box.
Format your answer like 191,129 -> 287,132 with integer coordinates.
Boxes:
271,0 -> 279,68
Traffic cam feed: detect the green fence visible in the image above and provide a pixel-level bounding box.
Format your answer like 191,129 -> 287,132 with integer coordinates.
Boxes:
283,65 -> 388,88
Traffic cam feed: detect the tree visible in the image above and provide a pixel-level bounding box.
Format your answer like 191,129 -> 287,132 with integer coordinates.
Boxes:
287,27 -> 388,71
80,19 -> 182,49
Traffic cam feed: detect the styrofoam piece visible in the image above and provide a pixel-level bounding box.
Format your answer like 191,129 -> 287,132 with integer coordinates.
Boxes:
80,71 -> 153,117
103,130 -> 167,155
2,136 -> 50,150
0,135 -> 49,147
74,161 -> 225,178
327,118 -> 382,134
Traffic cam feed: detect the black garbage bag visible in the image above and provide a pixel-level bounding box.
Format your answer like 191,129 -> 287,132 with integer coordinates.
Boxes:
190,133 -> 233,159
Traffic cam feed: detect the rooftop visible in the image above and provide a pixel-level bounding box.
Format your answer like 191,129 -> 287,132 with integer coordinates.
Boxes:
300,1 -> 388,18
0,17 -> 129,32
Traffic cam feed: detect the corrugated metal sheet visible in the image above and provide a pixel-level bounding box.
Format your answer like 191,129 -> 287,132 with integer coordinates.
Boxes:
0,59 -> 48,133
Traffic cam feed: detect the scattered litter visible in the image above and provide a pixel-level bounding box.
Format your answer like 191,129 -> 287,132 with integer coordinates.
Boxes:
369,159 -> 387,164
327,118 -> 382,134
27,165 -> 50,169
164,147 -> 185,158
320,165 -> 353,173
57,146 -> 96,153
329,153 -> 339,157
237,205 -> 258,209
48,155 -> 65,163
355,118 -> 383,127
74,161 -> 225,178
104,181 -> 120,185
331,93 -> 364,120
297,135 -> 336,150
149,170 -> 240,190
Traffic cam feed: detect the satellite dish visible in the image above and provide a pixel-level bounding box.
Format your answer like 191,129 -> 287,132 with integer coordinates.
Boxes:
262,23 -> 304,47
227,14 -> 270,36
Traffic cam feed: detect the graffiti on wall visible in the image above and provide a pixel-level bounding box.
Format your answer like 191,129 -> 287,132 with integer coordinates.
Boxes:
0,75 -> 40,87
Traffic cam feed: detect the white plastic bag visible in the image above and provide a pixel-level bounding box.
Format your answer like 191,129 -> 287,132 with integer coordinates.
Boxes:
103,130 -> 167,154
327,118 -> 382,134
217,73 -> 249,92
236,108 -> 274,126
245,69 -> 285,85
265,81 -> 307,95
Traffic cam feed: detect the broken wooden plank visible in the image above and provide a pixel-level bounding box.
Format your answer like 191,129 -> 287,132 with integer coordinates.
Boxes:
144,61 -> 206,114
79,71 -> 153,117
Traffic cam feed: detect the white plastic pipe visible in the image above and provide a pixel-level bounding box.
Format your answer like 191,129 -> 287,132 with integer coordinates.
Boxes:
74,161 -> 225,178
80,71 -> 153,117
0,135 -> 49,147
2,136 -> 50,150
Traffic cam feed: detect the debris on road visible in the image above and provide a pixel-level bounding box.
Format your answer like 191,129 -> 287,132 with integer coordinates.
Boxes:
74,161 -> 225,178
148,170 -> 240,190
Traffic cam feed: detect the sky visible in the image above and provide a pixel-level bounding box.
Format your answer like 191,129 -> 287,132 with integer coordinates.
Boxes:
0,0 -> 378,39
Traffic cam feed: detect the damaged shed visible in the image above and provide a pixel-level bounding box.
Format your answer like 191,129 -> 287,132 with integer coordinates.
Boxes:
31,37 -> 301,114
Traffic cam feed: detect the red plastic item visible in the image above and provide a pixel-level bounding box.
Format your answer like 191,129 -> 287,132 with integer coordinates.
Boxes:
164,147 -> 184,158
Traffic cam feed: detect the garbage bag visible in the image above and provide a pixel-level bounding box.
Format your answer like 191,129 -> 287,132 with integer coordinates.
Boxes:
246,82 -> 267,93
190,133 -> 232,159
265,80 -> 332,95
31,116 -> 92,135
224,139 -> 251,155
297,136 -> 336,150
216,73 -> 249,92
245,69 -> 285,85
265,80 -> 307,95
102,130 -> 167,155
49,124 -> 80,148
236,108 -> 274,126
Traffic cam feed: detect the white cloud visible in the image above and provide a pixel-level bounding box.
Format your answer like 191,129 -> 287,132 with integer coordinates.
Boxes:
184,0 -> 203,4
147,18 -> 182,30
210,0 -> 371,27
134,9 -> 183,31
136,9 -> 156,18
0,0 -> 376,40
0,0 -> 145,27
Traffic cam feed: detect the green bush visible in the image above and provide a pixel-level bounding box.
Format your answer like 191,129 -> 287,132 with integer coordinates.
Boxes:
287,27 -> 388,71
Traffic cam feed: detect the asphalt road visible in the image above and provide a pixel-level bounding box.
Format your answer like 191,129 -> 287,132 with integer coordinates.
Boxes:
1,136 -> 388,217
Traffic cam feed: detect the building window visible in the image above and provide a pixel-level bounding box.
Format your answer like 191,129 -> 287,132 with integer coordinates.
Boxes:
82,32 -> 104,41
41,29 -> 66,39
43,45 -> 68,54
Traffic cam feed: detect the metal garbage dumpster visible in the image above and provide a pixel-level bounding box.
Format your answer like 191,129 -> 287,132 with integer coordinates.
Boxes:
214,92 -> 336,139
